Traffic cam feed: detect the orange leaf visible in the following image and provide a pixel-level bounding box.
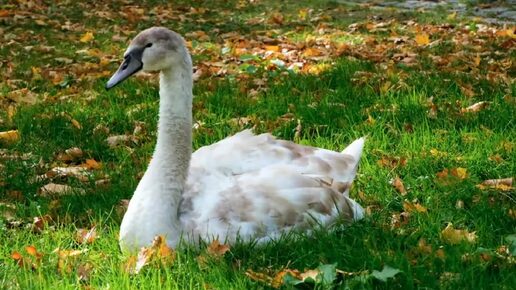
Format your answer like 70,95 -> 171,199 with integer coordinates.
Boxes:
264,45 -> 280,52
11,251 -> 23,260
83,159 -> 101,170
75,227 -> 97,244
390,177 -> 407,195
207,239 -> 230,258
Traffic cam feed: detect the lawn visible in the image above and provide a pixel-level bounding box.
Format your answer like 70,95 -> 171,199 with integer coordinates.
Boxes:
0,0 -> 515,289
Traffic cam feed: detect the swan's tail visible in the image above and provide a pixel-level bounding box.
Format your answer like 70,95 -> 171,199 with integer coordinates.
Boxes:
341,137 -> 366,221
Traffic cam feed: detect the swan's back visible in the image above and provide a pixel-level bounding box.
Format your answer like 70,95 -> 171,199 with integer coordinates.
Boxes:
181,130 -> 365,244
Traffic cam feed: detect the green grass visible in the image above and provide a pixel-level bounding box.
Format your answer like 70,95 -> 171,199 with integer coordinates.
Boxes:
1,0 -> 515,289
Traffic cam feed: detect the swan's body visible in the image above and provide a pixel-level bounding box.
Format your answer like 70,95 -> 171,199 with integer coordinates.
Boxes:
106,27 -> 365,252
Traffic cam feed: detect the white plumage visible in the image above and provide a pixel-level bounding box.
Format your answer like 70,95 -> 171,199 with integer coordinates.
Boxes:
106,27 -> 365,253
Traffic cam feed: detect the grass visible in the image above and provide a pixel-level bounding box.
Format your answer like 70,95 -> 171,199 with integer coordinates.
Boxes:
1,0 -> 515,289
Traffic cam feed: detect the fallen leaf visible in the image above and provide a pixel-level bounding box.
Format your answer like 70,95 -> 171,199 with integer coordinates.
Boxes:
82,159 -> 101,170
476,177 -> 513,191
126,235 -> 175,274
75,226 -> 97,244
403,201 -> 427,213
38,183 -> 85,197
461,101 -> 489,113
441,223 -> 477,244
206,239 -> 230,258
32,215 -> 52,233
0,130 -> 20,143
415,33 -> 430,45
80,32 -> 94,43
451,167 -> 467,180
390,177 -> 407,195
106,135 -> 138,148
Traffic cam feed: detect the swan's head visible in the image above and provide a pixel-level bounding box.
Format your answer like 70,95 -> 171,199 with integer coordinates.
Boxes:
106,27 -> 190,89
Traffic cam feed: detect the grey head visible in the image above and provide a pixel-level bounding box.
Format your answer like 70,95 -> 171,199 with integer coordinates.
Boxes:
106,27 -> 189,90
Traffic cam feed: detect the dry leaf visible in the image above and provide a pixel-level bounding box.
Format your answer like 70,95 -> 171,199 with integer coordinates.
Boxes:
40,166 -> 92,182
82,159 -> 101,170
32,215 -> 52,233
75,226 -> 97,244
441,223 -> 477,244
476,177 -> 513,191
461,101 -> 489,113
80,32 -> 94,43
0,130 -> 20,143
38,183 -> 85,197
403,201 -> 427,213
106,135 -> 138,148
126,235 -> 175,274
450,168 -> 467,180
206,239 -> 230,258
390,177 -> 407,195
415,33 -> 430,45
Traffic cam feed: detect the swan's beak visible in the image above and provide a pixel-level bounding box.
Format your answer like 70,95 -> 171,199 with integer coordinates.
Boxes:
106,51 -> 143,90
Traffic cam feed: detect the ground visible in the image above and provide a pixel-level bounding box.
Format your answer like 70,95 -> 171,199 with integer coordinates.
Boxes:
0,0 -> 515,289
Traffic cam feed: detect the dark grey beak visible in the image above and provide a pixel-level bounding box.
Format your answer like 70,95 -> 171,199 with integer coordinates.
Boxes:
106,50 -> 144,90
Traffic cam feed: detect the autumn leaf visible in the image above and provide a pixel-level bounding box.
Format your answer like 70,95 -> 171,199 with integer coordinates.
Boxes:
126,235 -> 175,274
82,159 -> 102,170
75,226 -> 97,244
415,33 -> 430,45
451,167 -> 467,179
206,239 -> 230,258
461,101 -> 489,113
441,223 -> 477,244
403,201 -> 427,213
80,32 -> 94,43
390,177 -> 407,195
0,130 -> 20,144
38,183 -> 85,197
476,177 -> 513,191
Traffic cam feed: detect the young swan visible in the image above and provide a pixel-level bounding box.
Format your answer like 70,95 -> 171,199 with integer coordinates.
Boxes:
107,27 -> 366,253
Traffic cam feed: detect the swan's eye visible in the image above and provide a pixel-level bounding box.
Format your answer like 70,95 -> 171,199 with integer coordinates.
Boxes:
145,43 -> 153,48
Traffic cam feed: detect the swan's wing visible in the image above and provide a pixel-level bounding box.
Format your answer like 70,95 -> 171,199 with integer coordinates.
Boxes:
181,163 -> 363,244
181,133 -> 365,243
191,129 -> 364,185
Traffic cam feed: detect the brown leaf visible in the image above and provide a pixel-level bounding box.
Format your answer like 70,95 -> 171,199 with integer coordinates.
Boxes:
390,177 -> 407,195
82,159 -> 101,170
126,235 -> 175,274
441,223 -> 477,245
476,177 -> 513,191
378,156 -> 407,168
75,226 -> 97,244
403,201 -> 427,213
38,183 -> 85,197
32,215 -> 52,233
206,239 -> 230,258
106,135 -> 138,148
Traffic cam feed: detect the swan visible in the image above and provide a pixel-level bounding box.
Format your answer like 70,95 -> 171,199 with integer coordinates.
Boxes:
106,27 -> 366,253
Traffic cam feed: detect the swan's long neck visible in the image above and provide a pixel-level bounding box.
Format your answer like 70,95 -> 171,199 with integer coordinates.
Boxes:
140,58 -> 193,234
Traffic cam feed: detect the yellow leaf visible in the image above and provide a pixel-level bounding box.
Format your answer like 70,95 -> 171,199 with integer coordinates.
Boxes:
415,33 -> 430,45
80,32 -> 94,43
441,223 -> 477,244
447,12 -> 457,20
0,130 -> 20,143
451,167 -> 467,180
